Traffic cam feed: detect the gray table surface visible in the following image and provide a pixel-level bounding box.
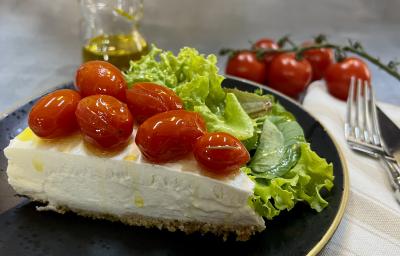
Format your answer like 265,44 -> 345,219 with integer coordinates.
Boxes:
0,0 -> 399,233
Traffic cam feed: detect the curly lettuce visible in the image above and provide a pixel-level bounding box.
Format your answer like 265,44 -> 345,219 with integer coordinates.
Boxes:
245,143 -> 334,220
124,46 -> 253,140
235,92 -> 334,219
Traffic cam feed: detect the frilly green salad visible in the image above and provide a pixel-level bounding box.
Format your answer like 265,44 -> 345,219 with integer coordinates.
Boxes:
124,46 -> 334,220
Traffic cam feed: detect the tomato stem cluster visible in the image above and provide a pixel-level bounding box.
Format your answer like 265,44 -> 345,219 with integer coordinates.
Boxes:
277,35 -> 297,49
220,35 -> 400,81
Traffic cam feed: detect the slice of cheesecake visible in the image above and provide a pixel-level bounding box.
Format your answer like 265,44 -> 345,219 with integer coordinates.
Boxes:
5,128 -> 265,241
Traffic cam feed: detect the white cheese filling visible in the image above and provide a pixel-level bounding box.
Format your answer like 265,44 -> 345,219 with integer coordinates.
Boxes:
5,128 -> 265,228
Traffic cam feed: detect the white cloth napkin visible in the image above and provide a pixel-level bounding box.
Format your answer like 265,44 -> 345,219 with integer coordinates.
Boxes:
302,81 -> 400,256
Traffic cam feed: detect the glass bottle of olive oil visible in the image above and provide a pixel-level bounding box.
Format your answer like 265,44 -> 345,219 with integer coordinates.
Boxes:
82,32 -> 147,71
80,0 -> 147,70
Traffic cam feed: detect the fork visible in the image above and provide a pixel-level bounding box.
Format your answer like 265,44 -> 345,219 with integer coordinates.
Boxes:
344,77 -> 400,201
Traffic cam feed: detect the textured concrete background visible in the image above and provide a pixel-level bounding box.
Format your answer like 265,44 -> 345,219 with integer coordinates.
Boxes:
0,0 -> 399,114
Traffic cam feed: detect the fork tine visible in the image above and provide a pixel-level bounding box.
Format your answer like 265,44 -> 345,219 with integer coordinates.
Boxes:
354,78 -> 363,140
345,78 -> 386,154
363,81 -> 371,143
345,77 -> 356,139
368,82 -> 382,146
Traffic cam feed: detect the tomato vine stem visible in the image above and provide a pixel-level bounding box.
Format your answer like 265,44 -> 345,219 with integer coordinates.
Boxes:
220,39 -> 400,81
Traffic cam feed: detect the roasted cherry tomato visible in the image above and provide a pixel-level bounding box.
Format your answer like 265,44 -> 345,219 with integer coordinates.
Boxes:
75,61 -> 127,102
226,51 -> 267,84
193,132 -> 250,175
268,53 -> 312,98
302,41 -> 335,81
135,110 -> 206,163
28,89 -> 81,138
253,38 -> 280,79
324,57 -> 371,100
75,95 -> 133,149
125,82 -> 183,124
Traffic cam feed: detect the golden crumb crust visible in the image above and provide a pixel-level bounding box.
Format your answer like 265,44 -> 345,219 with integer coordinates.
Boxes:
32,200 -> 265,241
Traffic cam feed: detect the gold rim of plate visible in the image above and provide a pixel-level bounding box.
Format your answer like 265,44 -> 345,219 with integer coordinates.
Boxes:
307,133 -> 349,256
225,75 -> 349,255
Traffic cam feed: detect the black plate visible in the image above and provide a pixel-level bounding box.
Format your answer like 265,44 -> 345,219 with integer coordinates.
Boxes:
0,77 -> 348,256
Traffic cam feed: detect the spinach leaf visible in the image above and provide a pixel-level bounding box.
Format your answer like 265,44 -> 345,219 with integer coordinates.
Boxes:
249,116 -> 305,178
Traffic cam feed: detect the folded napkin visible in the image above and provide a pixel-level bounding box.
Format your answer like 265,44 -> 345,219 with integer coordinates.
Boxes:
302,82 -> 400,255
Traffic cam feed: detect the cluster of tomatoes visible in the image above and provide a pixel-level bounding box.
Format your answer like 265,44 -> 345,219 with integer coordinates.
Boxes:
226,38 -> 371,100
28,61 -> 249,175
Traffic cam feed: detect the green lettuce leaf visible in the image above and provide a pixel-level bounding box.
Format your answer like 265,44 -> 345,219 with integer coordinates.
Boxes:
224,88 -> 273,118
249,116 -> 305,178
194,93 -> 254,140
233,92 -> 296,151
246,143 -> 334,220
124,46 -> 253,140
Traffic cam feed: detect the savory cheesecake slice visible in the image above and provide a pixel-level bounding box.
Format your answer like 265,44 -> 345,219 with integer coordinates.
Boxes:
5,128 -> 265,240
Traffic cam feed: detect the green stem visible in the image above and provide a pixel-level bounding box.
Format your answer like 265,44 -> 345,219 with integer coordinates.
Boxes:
258,48 -> 293,55
342,46 -> 400,80
277,35 -> 297,48
220,43 -> 400,81
296,44 -> 400,81
295,44 -> 338,56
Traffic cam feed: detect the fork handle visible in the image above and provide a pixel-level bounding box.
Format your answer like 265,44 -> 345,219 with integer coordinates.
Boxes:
380,157 -> 400,203
394,151 -> 400,167
349,143 -> 396,162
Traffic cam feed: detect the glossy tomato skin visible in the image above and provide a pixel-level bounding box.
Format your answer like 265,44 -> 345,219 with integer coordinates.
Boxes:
226,51 -> 267,84
125,82 -> 183,124
28,89 -> 81,138
253,38 -> 279,52
268,53 -> 312,98
302,41 -> 335,81
324,57 -> 371,100
75,95 -> 133,149
135,110 -> 206,163
253,38 -> 280,76
76,61 -> 127,102
193,132 -> 250,175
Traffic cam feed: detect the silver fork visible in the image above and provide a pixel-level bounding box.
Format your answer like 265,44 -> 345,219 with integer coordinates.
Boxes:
345,77 -> 400,201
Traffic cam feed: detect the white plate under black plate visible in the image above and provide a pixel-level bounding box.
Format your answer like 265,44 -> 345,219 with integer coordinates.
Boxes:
0,77 -> 348,256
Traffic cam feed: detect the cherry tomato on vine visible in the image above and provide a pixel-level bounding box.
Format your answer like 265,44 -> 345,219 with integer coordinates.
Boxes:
75,95 -> 133,149
193,132 -> 250,175
76,61 -> 127,102
253,38 -> 280,69
302,41 -> 335,81
324,57 -> 371,100
253,38 -> 279,51
125,82 -> 183,124
135,110 -> 206,163
226,51 -> 267,84
29,89 -> 81,138
268,53 -> 312,98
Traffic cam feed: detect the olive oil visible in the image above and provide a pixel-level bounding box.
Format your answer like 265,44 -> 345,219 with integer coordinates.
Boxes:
82,33 -> 147,71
